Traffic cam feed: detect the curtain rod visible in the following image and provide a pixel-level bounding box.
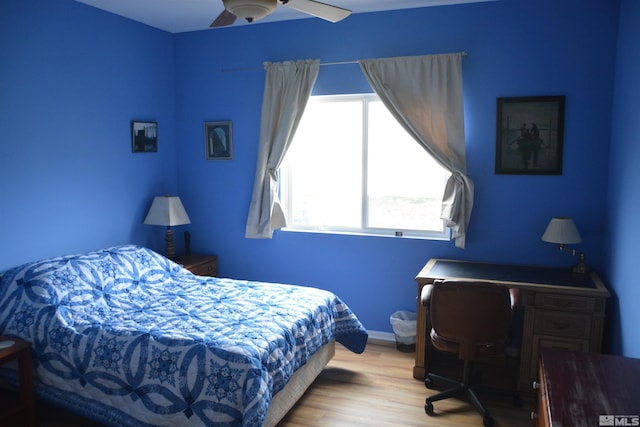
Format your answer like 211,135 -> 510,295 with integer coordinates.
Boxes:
221,51 -> 468,73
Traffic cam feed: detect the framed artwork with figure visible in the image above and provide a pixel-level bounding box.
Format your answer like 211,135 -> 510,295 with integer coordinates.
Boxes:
495,96 -> 565,175
204,121 -> 233,160
131,121 -> 158,153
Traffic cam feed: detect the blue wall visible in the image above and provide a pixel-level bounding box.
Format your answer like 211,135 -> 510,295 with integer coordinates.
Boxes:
605,0 -> 640,357
3,0 -> 637,355
173,0 -> 619,334
0,0 -> 178,268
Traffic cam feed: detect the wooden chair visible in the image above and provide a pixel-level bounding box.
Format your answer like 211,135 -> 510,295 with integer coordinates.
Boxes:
421,280 -> 514,427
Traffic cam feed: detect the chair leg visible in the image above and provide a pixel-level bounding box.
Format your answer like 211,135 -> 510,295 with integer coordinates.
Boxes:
425,384 -> 466,404
425,384 -> 466,417
425,367 -> 467,404
424,360 -> 495,427
467,387 -> 490,418
425,372 -> 460,389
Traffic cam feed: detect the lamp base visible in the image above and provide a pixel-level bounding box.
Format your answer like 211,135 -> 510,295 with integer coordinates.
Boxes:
572,252 -> 588,275
165,227 -> 176,259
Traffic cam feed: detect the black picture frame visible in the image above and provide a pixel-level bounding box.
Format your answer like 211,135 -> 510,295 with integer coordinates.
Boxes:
131,121 -> 158,153
204,121 -> 233,160
495,96 -> 565,175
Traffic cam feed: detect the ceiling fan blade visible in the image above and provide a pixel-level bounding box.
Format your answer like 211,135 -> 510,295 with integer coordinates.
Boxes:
283,0 -> 351,23
210,9 -> 237,27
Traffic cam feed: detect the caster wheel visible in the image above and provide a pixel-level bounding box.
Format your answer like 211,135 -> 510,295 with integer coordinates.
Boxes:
424,377 -> 434,389
424,401 -> 434,415
483,415 -> 494,427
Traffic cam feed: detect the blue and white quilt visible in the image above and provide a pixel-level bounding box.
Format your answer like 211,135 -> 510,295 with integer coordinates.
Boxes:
0,245 -> 367,426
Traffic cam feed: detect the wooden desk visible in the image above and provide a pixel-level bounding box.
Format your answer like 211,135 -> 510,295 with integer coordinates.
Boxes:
536,348 -> 640,426
414,259 -> 610,393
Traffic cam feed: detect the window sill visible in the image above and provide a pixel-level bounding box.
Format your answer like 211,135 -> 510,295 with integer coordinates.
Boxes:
281,227 -> 451,241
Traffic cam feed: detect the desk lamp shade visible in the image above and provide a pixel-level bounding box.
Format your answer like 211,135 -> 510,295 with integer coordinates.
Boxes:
144,196 -> 191,259
542,217 -> 587,274
541,217 -> 582,245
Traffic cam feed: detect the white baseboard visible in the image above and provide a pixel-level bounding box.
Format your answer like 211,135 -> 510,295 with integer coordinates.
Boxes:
366,330 -> 396,342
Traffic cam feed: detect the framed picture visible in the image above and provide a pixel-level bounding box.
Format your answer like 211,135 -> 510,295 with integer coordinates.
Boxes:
495,96 -> 565,175
204,121 -> 233,160
131,121 -> 158,153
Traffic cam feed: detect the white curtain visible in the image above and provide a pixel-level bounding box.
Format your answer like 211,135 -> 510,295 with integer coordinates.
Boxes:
359,53 -> 473,248
245,59 -> 320,239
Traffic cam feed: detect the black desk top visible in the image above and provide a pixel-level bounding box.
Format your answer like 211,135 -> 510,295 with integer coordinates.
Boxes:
425,259 -> 597,289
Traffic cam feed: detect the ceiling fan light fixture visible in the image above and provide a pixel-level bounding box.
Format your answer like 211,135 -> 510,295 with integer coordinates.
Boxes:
223,0 -> 277,22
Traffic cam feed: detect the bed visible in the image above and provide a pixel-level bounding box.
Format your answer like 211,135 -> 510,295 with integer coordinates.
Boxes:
0,245 -> 368,426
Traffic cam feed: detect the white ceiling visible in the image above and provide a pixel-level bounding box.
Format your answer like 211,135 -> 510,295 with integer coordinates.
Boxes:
75,0 -> 492,34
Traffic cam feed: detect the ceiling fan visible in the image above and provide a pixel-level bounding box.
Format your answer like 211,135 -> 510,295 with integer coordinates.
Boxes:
210,0 -> 351,28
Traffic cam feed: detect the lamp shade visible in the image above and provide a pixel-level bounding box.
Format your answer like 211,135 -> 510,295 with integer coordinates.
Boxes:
144,196 -> 191,227
541,217 -> 582,244
223,0 -> 276,21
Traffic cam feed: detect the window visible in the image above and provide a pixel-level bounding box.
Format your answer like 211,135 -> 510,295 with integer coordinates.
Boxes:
280,94 -> 450,239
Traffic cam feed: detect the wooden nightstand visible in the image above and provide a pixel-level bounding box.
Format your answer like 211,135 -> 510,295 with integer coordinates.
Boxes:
0,337 -> 35,427
180,254 -> 218,277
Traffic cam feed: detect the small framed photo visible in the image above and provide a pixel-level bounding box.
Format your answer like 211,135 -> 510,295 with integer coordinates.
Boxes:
131,121 -> 158,153
204,121 -> 233,160
495,96 -> 565,175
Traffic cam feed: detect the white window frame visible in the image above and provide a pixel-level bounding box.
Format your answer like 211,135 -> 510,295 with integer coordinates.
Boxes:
280,93 -> 451,240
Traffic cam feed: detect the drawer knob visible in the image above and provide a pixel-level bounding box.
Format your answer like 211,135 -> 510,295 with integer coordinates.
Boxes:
532,381 -> 540,390
531,411 -> 538,420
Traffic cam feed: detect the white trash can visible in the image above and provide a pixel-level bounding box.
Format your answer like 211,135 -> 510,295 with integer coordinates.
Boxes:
390,310 -> 417,352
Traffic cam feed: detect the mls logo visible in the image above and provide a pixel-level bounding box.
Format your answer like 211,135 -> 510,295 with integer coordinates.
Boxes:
600,415 -> 640,426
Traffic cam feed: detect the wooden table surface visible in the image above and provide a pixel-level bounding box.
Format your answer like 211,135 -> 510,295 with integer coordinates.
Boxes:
0,338 -> 32,361
540,348 -> 640,426
0,336 -> 35,427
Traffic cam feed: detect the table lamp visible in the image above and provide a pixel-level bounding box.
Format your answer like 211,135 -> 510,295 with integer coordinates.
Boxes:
144,195 -> 191,259
541,217 -> 587,274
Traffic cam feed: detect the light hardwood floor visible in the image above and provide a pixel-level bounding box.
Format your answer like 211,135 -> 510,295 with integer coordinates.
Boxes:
278,341 -> 532,427
26,341 -> 532,426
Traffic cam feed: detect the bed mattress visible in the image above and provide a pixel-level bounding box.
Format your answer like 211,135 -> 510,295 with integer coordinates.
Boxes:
0,245 -> 367,426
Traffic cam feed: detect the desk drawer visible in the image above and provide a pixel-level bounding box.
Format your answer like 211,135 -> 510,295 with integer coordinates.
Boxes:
534,293 -> 595,312
534,311 -> 592,339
